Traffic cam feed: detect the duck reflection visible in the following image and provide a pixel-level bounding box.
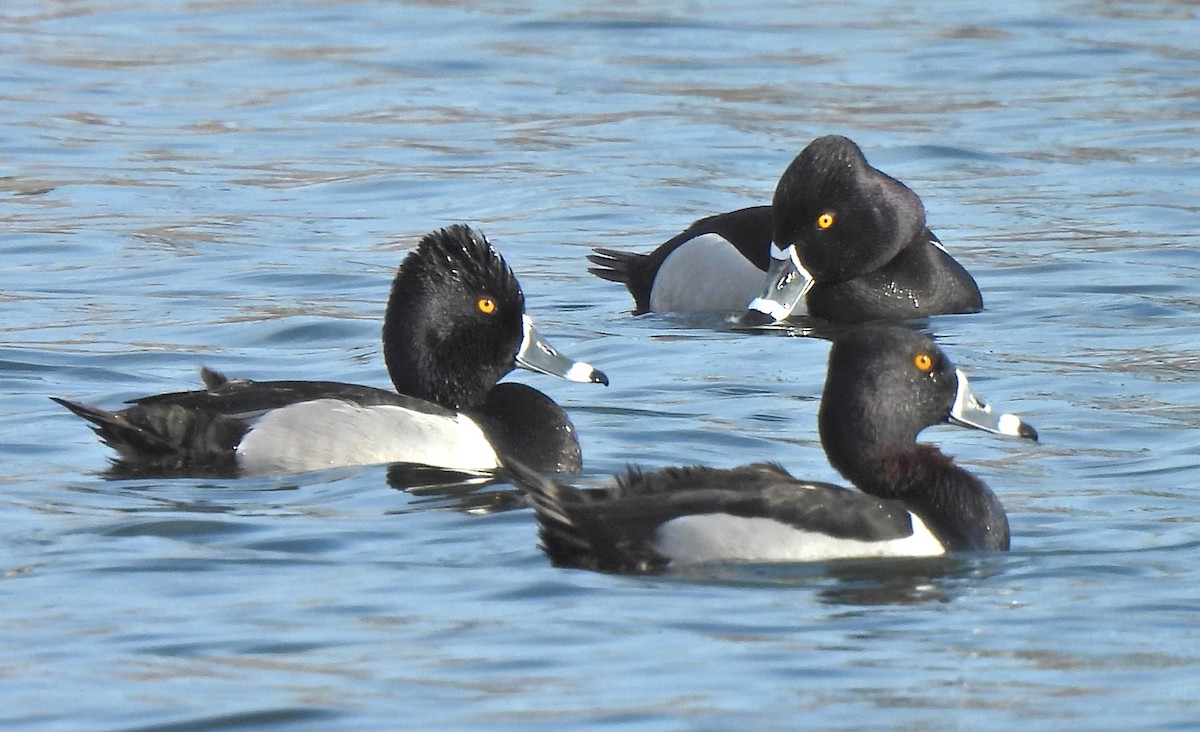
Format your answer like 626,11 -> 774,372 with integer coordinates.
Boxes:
385,463 -> 527,515
674,554 -> 1014,607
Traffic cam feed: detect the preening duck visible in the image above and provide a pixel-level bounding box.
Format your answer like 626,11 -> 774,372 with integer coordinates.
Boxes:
588,135 -> 982,324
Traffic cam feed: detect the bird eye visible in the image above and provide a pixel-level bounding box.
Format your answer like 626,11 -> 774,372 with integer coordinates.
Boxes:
477,297 -> 497,315
816,212 -> 835,230
913,352 -> 934,372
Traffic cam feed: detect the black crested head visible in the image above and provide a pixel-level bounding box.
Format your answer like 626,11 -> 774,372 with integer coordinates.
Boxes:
383,225 -> 526,410
772,135 -> 926,283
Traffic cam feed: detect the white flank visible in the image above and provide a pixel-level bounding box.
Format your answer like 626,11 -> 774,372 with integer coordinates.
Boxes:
648,234 -> 767,312
653,513 -> 945,566
236,399 -> 499,476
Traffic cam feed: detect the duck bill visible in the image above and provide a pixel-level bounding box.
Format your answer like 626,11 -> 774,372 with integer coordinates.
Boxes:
516,315 -> 609,386
950,369 -> 1038,441
743,245 -> 814,324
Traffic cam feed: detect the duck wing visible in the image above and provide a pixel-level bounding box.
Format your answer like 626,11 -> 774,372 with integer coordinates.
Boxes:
503,459 -> 918,574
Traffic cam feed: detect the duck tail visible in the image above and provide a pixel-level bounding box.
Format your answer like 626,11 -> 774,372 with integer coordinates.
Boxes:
500,456 -> 603,565
586,248 -> 653,314
52,397 -> 168,456
501,457 -> 671,574
51,397 -> 247,478
587,247 -> 640,283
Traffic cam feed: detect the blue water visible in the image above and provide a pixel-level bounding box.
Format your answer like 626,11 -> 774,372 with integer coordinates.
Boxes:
4,0 -> 1200,729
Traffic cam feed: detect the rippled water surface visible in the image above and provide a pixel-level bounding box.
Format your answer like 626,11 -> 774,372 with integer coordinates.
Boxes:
4,1 -> 1200,729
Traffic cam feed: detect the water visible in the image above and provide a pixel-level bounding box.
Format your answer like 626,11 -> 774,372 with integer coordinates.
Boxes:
3,0 -> 1200,729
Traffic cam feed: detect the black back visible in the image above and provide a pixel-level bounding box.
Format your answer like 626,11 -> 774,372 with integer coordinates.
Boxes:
507,459 -> 921,574
806,235 -> 982,323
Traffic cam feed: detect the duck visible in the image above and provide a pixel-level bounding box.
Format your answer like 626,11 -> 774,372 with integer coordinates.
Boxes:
54,225 -> 608,478
588,135 -> 983,325
502,326 -> 1036,574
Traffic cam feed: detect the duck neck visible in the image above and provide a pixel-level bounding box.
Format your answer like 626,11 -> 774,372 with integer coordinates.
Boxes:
825,435 -> 1010,552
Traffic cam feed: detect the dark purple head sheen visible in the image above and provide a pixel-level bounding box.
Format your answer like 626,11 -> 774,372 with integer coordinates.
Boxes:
816,326 -> 1039,493
772,135 -> 926,284
817,326 -> 1035,551
817,327 -> 958,493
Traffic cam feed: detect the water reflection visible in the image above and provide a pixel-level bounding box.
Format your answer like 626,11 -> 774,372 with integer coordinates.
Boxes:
676,554 -> 1012,607
385,463 -> 528,515
814,555 -> 1013,607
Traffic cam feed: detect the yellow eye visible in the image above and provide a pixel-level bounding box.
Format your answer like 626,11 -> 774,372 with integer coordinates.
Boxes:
913,352 -> 934,372
816,212 -> 835,230
477,297 -> 497,315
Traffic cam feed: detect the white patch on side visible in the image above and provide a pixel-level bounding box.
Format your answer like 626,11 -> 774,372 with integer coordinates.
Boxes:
648,233 -> 767,312
653,512 -> 945,566
236,399 -> 500,476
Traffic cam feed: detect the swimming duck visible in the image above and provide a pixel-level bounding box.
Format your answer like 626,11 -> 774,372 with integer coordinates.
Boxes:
54,225 -> 608,478
502,326 -> 1035,574
588,135 -> 983,324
